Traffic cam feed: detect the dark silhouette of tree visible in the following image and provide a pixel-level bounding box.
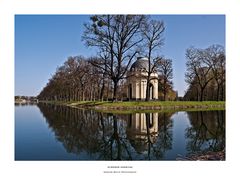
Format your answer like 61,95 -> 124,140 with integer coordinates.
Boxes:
141,19 -> 165,101
38,103 -> 136,160
185,45 -> 225,101
185,110 -> 225,155
82,15 -> 146,101
203,45 -> 225,101
185,47 -> 213,101
157,58 -> 173,101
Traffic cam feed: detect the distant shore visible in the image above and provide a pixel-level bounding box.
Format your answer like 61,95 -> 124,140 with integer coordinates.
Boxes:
39,101 -> 225,112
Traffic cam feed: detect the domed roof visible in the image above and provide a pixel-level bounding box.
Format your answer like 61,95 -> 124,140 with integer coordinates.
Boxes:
130,57 -> 149,71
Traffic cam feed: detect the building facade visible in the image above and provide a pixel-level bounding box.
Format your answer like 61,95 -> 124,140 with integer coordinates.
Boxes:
126,57 -> 158,100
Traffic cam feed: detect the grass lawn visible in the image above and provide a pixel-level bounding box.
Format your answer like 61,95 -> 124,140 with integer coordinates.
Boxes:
69,100 -> 225,107
71,100 -> 225,111
40,100 -> 225,113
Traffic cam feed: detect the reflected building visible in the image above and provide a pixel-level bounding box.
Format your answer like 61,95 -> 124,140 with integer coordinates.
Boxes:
127,113 -> 158,153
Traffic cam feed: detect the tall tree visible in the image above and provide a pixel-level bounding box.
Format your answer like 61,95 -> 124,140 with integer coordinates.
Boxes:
185,47 -> 214,101
185,45 -> 225,101
82,15 -> 146,101
157,58 -> 173,101
141,19 -> 165,101
201,45 -> 225,101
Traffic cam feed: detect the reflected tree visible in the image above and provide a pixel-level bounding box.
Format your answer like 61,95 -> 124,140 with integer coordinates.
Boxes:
38,103 -> 135,160
38,103 -> 103,157
37,103 -> 176,160
146,112 -> 173,160
108,115 -> 133,160
155,113 -> 173,156
185,110 -> 225,155
97,113 -> 134,160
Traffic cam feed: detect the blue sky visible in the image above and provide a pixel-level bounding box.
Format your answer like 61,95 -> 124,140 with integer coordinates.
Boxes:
15,15 -> 225,96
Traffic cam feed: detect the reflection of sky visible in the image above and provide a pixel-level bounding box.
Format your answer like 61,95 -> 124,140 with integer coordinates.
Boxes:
164,112 -> 190,159
15,105 -> 78,160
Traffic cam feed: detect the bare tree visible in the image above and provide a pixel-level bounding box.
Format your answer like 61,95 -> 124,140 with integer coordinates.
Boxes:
87,54 -> 110,101
141,19 -> 165,101
82,15 -> 146,101
38,56 -> 102,101
142,20 -> 165,101
157,58 -> 173,101
185,47 -> 214,101
201,45 -> 225,101
185,45 -> 225,101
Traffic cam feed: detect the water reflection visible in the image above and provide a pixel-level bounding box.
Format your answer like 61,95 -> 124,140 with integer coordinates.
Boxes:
15,102 -> 36,106
29,103 -> 225,160
126,112 -> 173,160
185,110 -> 225,155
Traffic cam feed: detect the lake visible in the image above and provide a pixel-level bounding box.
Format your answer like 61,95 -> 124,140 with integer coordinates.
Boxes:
15,103 -> 225,160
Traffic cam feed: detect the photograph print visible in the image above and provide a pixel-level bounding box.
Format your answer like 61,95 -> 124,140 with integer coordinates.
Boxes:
15,15 -> 225,160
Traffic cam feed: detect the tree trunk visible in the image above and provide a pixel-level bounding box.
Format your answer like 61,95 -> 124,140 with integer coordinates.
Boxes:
100,79 -> 105,101
145,75 -> 151,101
221,81 -> 225,101
112,80 -> 118,101
216,83 -> 220,101
200,87 -> 204,101
163,84 -> 167,101
145,82 -> 150,101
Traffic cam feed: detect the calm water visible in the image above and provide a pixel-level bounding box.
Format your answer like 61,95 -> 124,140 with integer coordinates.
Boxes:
15,103 -> 225,160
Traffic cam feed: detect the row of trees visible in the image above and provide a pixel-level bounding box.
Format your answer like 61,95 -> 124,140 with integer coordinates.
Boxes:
38,56 -> 113,101
37,54 -> 175,101
38,15 -> 175,101
184,44 -> 225,101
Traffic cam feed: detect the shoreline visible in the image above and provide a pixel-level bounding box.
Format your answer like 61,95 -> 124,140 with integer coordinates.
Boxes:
177,149 -> 225,161
39,101 -> 225,112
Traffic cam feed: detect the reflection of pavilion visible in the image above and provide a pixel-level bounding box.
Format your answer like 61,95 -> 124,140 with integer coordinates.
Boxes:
127,113 -> 158,153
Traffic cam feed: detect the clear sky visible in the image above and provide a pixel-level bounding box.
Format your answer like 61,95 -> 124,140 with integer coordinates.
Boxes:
15,15 -> 225,97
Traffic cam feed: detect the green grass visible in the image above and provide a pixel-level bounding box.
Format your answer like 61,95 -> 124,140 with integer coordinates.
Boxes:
71,100 -> 225,110
39,100 -> 225,113
69,100 -> 224,106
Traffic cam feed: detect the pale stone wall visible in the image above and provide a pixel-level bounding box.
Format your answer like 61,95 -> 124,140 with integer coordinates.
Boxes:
127,71 -> 158,100
149,78 -> 158,99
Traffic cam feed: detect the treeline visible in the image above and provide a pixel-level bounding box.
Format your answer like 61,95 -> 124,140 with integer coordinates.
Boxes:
38,56 -> 116,101
37,55 -> 175,101
38,15 -> 175,101
15,95 -> 38,103
184,45 -> 225,101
